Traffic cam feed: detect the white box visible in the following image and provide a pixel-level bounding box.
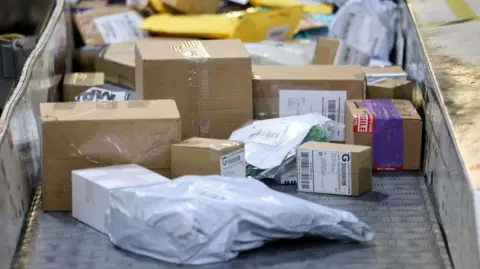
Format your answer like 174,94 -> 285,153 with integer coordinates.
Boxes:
72,164 -> 170,234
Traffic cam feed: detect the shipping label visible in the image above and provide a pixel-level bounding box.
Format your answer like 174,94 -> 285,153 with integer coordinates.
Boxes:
220,149 -> 246,178
93,11 -> 147,44
265,25 -> 289,41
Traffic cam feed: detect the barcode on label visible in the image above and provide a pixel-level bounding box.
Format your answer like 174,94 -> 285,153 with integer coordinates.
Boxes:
341,163 -> 347,186
266,25 -> 289,41
250,130 -> 280,140
300,151 -> 311,190
227,155 -> 241,165
327,100 -> 337,121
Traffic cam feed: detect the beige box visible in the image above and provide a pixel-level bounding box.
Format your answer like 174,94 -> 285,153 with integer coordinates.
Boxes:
171,137 -> 245,178
136,39 -> 253,139
63,72 -> 104,102
345,99 -> 422,171
40,100 -> 181,211
162,0 -> 220,14
297,141 -> 372,196
366,78 -> 413,101
361,66 -> 407,84
313,38 -> 370,66
252,65 -> 365,141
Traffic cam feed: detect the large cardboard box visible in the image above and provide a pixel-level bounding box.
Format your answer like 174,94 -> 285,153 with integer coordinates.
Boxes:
362,66 -> 407,84
63,72 -> 104,102
366,78 -> 413,100
297,141 -> 372,196
72,164 -> 170,234
135,39 -> 253,139
313,38 -> 370,66
162,0 -> 220,14
252,65 -> 365,141
345,99 -> 422,171
171,137 -> 245,178
40,100 -> 181,211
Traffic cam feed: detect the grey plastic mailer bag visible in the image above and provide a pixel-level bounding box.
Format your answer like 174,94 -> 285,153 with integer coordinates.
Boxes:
106,175 -> 374,265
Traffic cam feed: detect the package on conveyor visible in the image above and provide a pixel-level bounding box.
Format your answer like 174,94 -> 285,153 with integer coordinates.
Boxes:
140,7 -> 303,42
245,40 -> 316,66
72,164 -> 170,234
171,137 -> 245,178
345,99 -> 422,171
366,78 -> 413,101
40,100 -> 181,211
362,66 -> 407,84
135,39 -> 252,139
73,4 -> 147,45
63,72 -> 104,102
312,37 -> 370,66
297,141 -> 372,196
229,113 -> 344,180
252,65 -> 365,141
74,86 -> 135,102
161,0 -> 220,14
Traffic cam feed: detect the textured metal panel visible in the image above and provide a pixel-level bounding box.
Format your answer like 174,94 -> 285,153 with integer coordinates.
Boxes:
13,173 -> 452,269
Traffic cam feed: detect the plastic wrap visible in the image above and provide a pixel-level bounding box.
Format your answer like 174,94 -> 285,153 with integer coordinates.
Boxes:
229,113 -> 343,180
106,175 -> 375,265
245,40 -> 316,65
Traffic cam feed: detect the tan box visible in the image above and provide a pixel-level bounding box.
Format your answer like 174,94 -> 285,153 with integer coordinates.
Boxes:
171,137 -> 245,178
252,65 -> 365,141
63,72 -> 104,101
297,141 -> 372,196
313,38 -> 370,66
345,99 -> 422,171
136,39 -> 253,139
40,100 -> 181,211
361,66 -> 407,84
366,78 -> 413,100
162,0 -> 220,14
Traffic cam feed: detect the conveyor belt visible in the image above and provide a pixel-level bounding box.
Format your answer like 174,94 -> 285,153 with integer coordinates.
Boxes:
12,172 -> 453,269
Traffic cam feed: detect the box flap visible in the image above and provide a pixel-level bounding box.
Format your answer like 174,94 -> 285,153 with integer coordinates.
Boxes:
370,78 -> 411,89
362,66 -> 406,76
64,72 -> 104,86
299,141 -> 370,153
252,65 -> 365,81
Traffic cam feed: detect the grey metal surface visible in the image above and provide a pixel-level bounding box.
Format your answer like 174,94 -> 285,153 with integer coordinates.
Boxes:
13,172 -> 452,269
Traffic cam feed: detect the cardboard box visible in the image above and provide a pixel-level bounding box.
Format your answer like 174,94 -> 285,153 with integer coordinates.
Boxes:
135,39 -> 253,139
63,72 -> 104,102
40,100 -> 181,211
297,141 -> 372,196
72,164 -> 169,234
361,66 -> 407,84
73,5 -> 146,45
252,65 -> 365,141
366,78 -> 413,100
162,0 -> 220,14
313,38 -> 370,66
345,99 -> 422,171
171,137 -> 245,178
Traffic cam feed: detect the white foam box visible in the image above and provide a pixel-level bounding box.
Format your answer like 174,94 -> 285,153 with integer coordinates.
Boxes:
71,164 -> 170,234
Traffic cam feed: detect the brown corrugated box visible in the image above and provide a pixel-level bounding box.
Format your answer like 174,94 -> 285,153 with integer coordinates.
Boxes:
171,137 -> 245,178
162,0 -> 220,14
366,78 -> 413,100
313,38 -> 370,66
297,141 -> 372,196
136,39 -> 253,139
252,65 -> 365,141
63,72 -> 104,101
362,66 -> 407,84
345,99 -> 422,171
40,100 -> 181,211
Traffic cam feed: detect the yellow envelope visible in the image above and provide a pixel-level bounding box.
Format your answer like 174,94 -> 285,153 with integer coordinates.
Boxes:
141,6 -> 304,42
149,0 -> 168,13
250,0 -> 333,14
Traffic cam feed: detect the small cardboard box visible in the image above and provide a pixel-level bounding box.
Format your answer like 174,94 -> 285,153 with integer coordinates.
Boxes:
313,38 -> 370,66
40,99 -> 181,211
72,164 -> 170,234
366,78 -> 413,101
345,99 -> 422,171
362,66 -> 407,84
63,72 -> 104,102
171,137 -> 245,178
252,65 -> 365,141
297,141 -> 372,196
135,39 -> 253,139
162,0 -> 220,14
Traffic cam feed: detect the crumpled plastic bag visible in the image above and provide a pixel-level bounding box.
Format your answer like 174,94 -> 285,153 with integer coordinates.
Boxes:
245,40 -> 316,65
106,175 -> 375,265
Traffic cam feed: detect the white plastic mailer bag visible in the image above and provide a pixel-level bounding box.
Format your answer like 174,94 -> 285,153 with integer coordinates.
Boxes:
106,175 -> 374,265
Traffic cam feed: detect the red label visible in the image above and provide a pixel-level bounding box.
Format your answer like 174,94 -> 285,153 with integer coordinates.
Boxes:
373,166 -> 404,171
353,113 -> 375,133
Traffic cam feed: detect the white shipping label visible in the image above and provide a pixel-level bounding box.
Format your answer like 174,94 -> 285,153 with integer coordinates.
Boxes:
265,25 -> 289,41
279,90 -> 346,141
74,87 -> 128,102
220,149 -> 246,177
93,11 -> 147,44
248,120 -> 290,146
